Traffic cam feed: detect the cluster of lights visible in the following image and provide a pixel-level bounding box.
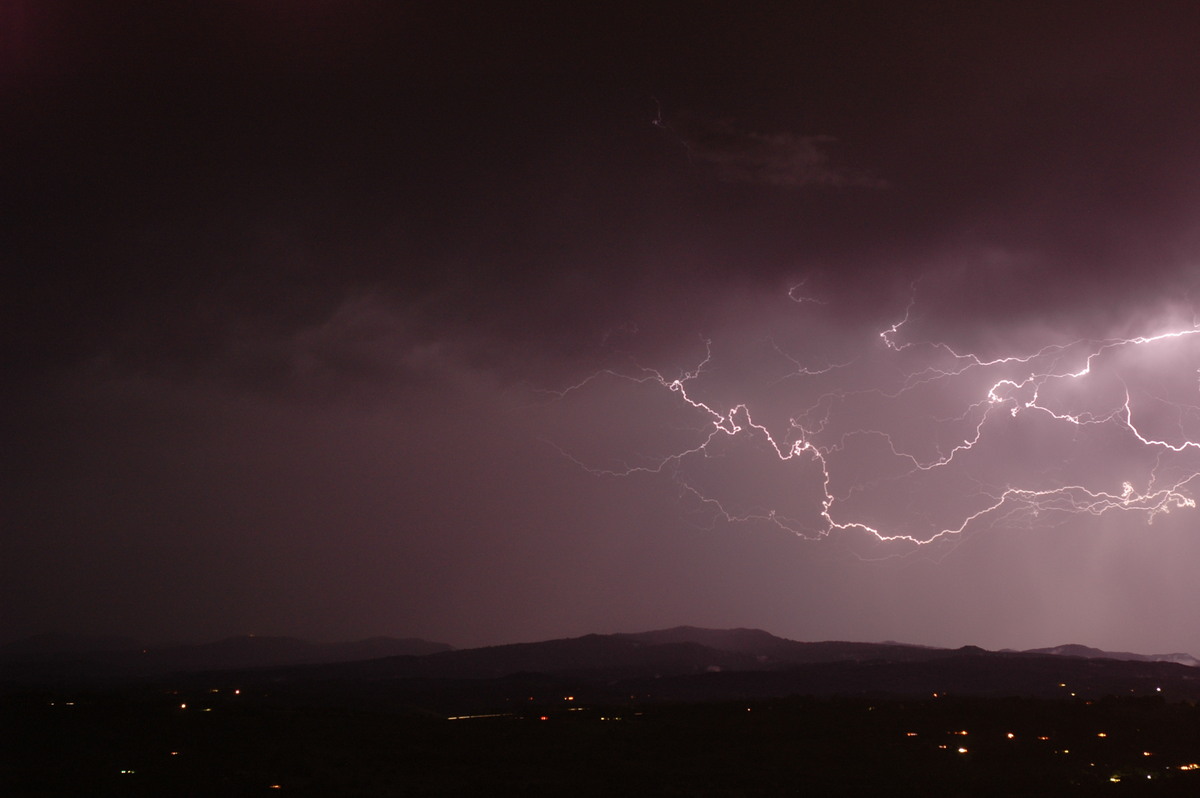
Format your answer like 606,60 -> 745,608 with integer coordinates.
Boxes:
907,724 -> 1200,780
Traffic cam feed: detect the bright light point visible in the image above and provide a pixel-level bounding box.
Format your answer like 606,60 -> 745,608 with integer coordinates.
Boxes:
957,747 -> 968,754
179,703 -> 186,709
1006,733 -> 1015,739
1097,733 -> 1107,738
1110,776 -> 1121,783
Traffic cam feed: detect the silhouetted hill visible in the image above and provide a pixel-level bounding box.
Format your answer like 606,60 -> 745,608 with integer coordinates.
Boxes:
287,629 -> 969,685
624,627 -> 976,664
6,627 -> 1198,709
104,637 -> 1195,722
165,630 -> 1200,715
615,626 -> 794,654
298,633 -> 767,682
1024,643 -> 1200,668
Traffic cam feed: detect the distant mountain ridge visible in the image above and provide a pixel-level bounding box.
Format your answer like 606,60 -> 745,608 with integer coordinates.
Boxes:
618,626 -> 947,665
282,627 -> 1200,708
613,627 -> 1199,669
311,627 -> 974,683
1021,643 -> 1200,668
288,627 -> 1199,706
4,627 -> 1196,697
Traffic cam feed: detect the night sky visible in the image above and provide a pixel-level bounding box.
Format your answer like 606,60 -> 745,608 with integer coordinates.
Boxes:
5,1 -> 1200,654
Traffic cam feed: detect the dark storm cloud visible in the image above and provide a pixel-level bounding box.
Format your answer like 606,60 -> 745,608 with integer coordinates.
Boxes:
669,115 -> 888,189
5,2 -> 1200,654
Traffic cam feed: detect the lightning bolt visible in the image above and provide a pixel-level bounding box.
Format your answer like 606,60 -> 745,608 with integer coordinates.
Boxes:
546,286 -> 1200,555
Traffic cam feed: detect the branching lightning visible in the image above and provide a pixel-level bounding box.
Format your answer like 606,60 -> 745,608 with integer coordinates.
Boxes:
547,285 -> 1200,553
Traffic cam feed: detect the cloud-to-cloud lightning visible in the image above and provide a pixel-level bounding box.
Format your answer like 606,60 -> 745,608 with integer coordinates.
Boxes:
547,286 -> 1200,555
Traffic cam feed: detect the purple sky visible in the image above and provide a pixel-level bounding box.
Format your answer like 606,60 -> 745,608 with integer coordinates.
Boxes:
5,2 -> 1200,653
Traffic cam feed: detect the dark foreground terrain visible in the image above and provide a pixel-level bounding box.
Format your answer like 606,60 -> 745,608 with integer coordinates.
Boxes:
5,686 -> 1200,796
6,629 -> 1200,795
